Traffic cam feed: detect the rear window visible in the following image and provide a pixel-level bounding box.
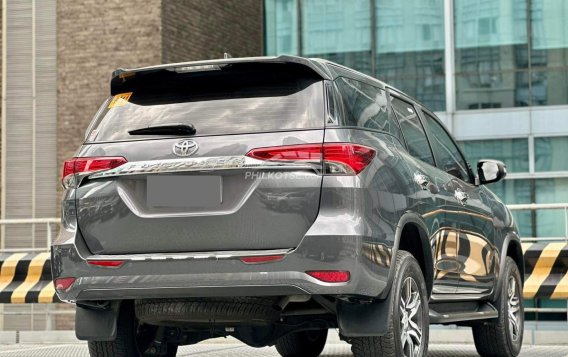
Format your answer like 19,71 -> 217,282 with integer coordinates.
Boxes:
86,63 -> 325,142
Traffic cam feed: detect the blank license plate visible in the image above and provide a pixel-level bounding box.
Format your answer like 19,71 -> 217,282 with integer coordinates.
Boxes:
147,175 -> 222,208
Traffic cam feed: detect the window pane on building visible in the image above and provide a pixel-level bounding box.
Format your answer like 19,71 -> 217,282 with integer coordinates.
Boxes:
454,0 -> 529,109
376,0 -> 446,111
529,69 -> 568,106
301,0 -> 372,75
489,178 -> 532,237
264,0 -> 298,55
459,138 -> 529,173
530,0 -> 568,106
535,136 -> 568,172
535,178 -> 568,237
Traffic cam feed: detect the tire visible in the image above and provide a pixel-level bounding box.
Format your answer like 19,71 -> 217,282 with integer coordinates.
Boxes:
473,257 -> 524,357
275,329 -> 328,357
88,302 -> 178,357
351,251 -> 429,357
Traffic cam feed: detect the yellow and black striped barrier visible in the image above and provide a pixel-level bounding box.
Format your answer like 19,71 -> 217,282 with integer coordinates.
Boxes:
0,245 -> 566,303
0,252 -> 57,303
522,242 -> 568,300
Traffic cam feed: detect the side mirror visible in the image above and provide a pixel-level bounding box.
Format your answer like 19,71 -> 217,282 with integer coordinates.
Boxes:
477,159 -> 507,185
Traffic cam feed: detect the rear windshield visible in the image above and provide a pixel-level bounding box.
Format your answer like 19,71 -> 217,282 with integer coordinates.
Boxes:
86,63 -> 325,142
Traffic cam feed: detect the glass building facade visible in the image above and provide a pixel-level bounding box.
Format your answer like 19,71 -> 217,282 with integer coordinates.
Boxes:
265,0 -> 568,318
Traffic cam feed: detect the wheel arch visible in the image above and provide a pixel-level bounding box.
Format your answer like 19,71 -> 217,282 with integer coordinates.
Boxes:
492,232 -> 525,301
380,212 -> 433,299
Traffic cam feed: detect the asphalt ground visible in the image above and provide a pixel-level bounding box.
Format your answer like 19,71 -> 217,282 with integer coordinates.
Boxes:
0,342 -> 566,357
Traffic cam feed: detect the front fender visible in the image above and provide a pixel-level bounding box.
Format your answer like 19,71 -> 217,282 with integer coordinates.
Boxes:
491,232 -> 524,302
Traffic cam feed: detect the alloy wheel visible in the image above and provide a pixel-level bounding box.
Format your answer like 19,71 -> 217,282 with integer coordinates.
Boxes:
507,276 -> 521,342
399,276 -> 423,357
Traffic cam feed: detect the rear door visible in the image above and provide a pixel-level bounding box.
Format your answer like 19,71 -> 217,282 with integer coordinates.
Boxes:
74,62 -> 326,254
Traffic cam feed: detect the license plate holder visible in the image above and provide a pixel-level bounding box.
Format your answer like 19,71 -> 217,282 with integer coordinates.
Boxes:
147,175 -> 222,208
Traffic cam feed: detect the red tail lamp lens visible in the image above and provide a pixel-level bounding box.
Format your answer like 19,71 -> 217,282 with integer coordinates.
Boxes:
240,255 -> 285,264
88,260 -> 125,268
307,270 -> 350,283
323,143 -> 375,174
246,144 -> 322,161
62,156 -> 127,185
246,143 -> 375,175
54,277 -> 76,292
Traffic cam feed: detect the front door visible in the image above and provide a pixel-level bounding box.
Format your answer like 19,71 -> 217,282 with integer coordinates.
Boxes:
420,109 -> 498,298
391,95 -> 461,297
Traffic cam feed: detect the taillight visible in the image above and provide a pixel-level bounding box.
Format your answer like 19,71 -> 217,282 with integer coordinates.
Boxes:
246,143 -> 375,175
307,270 -> 350,283
246,144 -> 322,162
62,156 -> 127,188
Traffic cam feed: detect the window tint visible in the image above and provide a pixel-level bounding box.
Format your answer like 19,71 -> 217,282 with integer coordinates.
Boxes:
391,97 -> 435,166
423,112 -> 470,182
334,77 -> 403,141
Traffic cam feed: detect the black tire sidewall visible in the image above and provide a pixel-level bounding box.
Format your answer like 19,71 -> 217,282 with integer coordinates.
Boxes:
391,253 -> 429,357
500,258 -> 524,355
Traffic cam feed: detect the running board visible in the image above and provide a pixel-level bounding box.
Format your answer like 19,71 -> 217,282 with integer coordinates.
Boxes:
429,302 -> 498,324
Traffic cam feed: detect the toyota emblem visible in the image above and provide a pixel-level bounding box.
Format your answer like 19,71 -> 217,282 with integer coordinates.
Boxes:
173,139 -> 198,157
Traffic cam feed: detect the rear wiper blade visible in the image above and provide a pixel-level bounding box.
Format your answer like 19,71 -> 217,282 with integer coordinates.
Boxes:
128,123 -> 196,136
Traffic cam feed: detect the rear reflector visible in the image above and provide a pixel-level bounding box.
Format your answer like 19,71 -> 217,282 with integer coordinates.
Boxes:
240,255 -> 285,264
87,260 -> 125,268
62,156 -> 127,187
307,270 -> 350,283
54,277 -> 76,292
246,143 -> 375,175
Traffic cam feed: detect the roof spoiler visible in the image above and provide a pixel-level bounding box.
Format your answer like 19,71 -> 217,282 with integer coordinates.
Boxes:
110,55 -> 332,95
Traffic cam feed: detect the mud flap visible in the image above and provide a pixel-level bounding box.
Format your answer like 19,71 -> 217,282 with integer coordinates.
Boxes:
337,294 -> 392,337
75,301 -> 121,341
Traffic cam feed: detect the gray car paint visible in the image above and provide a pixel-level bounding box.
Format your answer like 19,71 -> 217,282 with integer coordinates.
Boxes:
52,55 -> 523,339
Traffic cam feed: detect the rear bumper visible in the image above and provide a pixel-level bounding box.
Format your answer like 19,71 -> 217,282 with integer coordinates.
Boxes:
52,227 -> 392,302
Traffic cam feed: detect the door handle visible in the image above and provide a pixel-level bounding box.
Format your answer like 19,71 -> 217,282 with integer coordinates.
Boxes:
454,188 -> 469,205
413,172 -> 430,190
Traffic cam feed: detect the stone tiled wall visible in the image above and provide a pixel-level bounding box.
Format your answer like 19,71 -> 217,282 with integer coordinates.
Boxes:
57,0 -> 163,168
161,0 -> 263,63
57,0 -> 263,169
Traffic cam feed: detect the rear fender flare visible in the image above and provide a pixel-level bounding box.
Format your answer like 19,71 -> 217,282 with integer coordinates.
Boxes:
337,213 -> 431,338
378,212 -> 432,300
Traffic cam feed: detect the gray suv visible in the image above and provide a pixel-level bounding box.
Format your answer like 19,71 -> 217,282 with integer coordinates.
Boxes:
52,56 -> 524,357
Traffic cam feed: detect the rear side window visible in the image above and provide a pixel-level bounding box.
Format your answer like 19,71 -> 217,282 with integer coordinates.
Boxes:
422,111 -> 471,182
86,63 -> 325,142
333,77 -> 403,142
391,97 -> 435,166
